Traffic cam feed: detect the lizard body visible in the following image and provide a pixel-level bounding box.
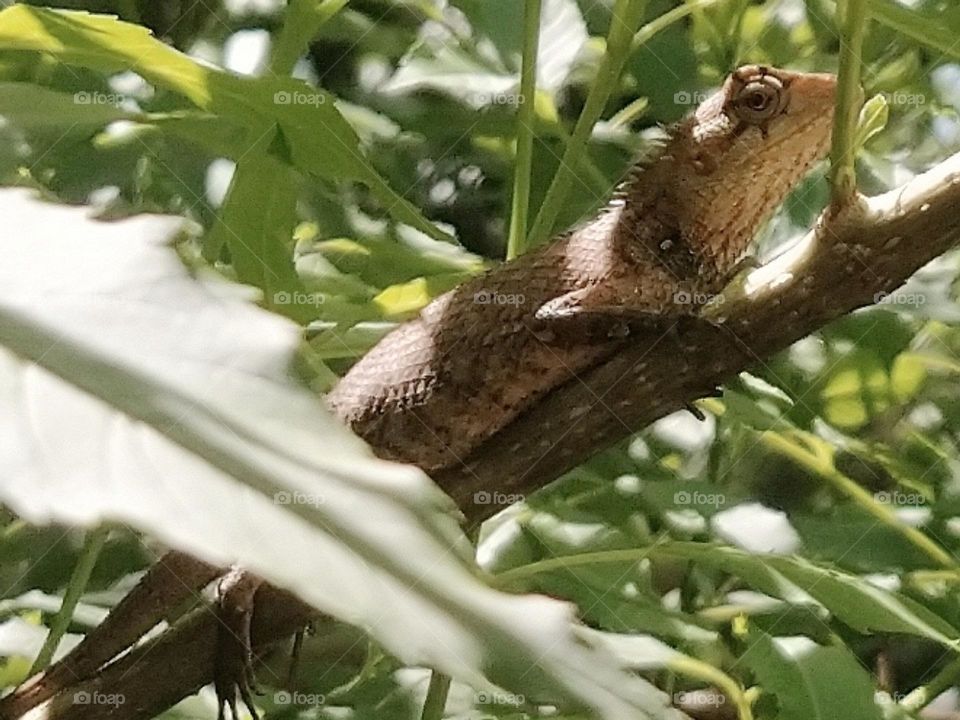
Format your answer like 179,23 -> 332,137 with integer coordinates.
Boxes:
0,65 -> 837,720
328,65 -> 837,470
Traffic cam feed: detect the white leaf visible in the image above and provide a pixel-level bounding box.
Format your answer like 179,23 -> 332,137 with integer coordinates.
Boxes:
0,190 -> 674,719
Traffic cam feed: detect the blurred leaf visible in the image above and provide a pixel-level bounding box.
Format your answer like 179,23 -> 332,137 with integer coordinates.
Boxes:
0,82 -> 134,127
387,0 -> 587,107
205,141 -> 313,321
740,631 -> 884,720
0,189 -> 680,719
855,93 -> 890,151
869,0 -> 960,60
0,5 -> 452,243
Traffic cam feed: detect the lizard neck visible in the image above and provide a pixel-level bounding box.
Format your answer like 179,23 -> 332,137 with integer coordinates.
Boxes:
613,112 -> 831,284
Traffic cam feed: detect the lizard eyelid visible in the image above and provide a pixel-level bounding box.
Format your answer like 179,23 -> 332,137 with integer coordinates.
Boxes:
731,78 -> 787,125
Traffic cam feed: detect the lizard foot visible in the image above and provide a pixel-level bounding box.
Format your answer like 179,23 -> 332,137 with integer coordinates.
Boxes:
215,568 -> 264,720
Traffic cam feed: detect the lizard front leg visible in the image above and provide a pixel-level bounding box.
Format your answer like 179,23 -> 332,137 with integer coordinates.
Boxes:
215,568 -> 265,720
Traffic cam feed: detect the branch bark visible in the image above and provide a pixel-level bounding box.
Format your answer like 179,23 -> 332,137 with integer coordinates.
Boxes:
20,150 -> 960,720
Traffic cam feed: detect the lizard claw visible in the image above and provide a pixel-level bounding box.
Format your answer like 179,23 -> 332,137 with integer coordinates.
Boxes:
214,568 -> 264,720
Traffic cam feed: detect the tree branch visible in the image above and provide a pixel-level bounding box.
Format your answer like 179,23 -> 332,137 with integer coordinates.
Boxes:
20,150 -> 960,720
439,150 -> 960,521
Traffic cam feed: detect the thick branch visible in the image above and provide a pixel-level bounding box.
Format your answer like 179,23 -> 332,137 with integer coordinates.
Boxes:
24,150 -> 960,720
438,150 -> 960,520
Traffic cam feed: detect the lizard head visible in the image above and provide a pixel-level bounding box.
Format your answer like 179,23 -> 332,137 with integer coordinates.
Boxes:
671,65 -> 838,275
697,64 -> 838,154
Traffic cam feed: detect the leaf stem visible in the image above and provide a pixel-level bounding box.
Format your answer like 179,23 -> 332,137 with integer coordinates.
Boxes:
269,0 -> 350,76
829,0 -> 869,205
506,0 -> 543,260
29,526 -> 109,674
525,0 -> 648,248
420,671 -> 451,720
671,654 -> 754,720
901,657 -> 960,712
759,431 -> 957,569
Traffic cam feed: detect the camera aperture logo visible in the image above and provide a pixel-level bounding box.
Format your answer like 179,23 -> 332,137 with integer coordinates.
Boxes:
673,490 -> 725,509
476,690 -> 525,706
874,291 -> 926,307
874,490 -> 926,507
274,90 -> 326,107
473,289 -> 525,306
473,490 -> 524,506
673,289 -> 722,307
273,290 -> 325,307
673,90 -> 711,106
74,91 -> 125,106
274,490 -> 326,507
73,691 -> 125,708
273,691 -> 326,707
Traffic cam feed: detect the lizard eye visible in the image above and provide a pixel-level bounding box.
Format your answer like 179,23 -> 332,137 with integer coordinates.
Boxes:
732,79 -> 784,124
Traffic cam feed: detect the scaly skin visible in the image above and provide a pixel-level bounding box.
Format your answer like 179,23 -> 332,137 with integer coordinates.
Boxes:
0,66 -> 836,720
328,65 -> 837,471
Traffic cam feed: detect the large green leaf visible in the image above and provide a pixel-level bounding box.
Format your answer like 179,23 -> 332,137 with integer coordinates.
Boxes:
658,544 -> 960,649
740,631 -> 884,720
0,189 -> 678,719
0,82 -> 134,127
0,5 -> 452,243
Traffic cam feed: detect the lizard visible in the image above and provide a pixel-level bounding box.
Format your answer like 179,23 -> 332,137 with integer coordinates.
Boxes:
0,65 -> 837,720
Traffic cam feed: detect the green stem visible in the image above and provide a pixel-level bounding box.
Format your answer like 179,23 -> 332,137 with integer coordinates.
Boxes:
760,431 -> 956,569
420,672 -> 452,720
631,0 -> 723,52
671,655 -> 754,720
525,0 -> 648,248
901,658 -> 960,712
269,0 -> 350,76
494,546 -> 666,587
829,0 -> 869,205
506,0 -> 543,260
29,526 -> 110,674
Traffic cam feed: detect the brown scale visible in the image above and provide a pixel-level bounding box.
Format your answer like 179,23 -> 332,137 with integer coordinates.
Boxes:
327,65 -> 839,472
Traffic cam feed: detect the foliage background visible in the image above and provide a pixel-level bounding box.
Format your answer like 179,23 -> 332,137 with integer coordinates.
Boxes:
3,0 -> 960,719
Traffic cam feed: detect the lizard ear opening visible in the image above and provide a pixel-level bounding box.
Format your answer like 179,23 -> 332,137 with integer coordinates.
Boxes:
731,77 -> 787,125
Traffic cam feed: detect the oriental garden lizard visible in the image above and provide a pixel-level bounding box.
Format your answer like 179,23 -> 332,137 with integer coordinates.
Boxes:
0,65 -> 837,720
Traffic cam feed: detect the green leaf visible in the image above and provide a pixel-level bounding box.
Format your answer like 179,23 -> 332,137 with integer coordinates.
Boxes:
501,543 -> 960,651
0,82 -> 134,127
740,631 -> 884,720
206,138 -> 313,322
869,0 -> 960,61
0,5 -> 452,243
0,189 -> 681,720
854,93 -> 889,151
